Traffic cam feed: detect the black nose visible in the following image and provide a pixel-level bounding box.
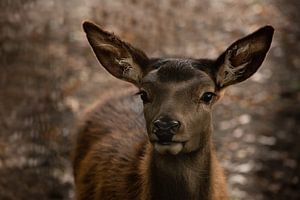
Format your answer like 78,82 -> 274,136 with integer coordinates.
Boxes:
153,118 -> 181,143
153,119 -> 180,131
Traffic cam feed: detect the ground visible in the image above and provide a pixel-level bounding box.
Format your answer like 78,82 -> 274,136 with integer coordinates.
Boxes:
0,0 -> 299,199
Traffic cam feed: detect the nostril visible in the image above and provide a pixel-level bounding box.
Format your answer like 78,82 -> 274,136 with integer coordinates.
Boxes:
153,120 -> 162,128
170,121 -> 180,129
153,119 -> 181,132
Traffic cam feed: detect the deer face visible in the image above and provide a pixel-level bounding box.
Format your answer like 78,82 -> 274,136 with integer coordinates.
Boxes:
83,21 -> 274,155
140,59 -> 217,155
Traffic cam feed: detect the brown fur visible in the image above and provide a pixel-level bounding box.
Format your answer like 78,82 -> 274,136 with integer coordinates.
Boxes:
73,89 -> 227,200
73,21 -> 274,200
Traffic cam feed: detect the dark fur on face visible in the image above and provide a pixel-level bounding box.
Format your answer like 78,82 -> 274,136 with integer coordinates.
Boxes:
156,59 -> 196,82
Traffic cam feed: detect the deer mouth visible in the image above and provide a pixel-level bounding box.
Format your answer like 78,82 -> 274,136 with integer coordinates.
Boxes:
153,141 -> 184,155
156,140 -> 183,145
157,141 -> 172,145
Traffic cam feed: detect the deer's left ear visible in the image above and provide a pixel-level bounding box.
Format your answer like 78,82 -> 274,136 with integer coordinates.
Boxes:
214,26 -> 274,88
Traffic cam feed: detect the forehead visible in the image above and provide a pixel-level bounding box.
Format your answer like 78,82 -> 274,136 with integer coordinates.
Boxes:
142,59 -> 215,88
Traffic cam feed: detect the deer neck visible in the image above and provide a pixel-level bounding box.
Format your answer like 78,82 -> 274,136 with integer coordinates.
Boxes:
147,140 -> 213,200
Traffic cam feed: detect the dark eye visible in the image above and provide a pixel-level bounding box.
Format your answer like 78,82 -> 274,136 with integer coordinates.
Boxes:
137,90 -> 150,103
200,92 -> 215,104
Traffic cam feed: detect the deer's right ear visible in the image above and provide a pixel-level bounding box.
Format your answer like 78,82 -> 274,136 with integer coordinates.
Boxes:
83,21 -> 149,85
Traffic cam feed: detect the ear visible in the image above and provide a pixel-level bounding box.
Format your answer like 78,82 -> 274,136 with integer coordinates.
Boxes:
83,21 -> 149,85
214,26 -> 274,88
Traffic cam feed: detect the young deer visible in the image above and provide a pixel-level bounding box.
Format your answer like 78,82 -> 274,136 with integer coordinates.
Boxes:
73,21 -> 274,200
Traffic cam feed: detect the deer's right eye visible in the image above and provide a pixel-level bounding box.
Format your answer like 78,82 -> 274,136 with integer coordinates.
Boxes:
137,90 -> 150,103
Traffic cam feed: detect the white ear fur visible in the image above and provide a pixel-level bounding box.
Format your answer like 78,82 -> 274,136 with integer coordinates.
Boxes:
217,46 -> 250,87
215,26 -> 274,88
115,57 -> 143,81
83,21 -> 148,84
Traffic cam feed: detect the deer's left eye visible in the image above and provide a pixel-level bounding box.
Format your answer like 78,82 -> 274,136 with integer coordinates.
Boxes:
200,92 -> 216,104
137,90 -> 150,103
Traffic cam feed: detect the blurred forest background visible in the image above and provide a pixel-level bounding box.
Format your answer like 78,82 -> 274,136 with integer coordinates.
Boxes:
1,0 -> 299,199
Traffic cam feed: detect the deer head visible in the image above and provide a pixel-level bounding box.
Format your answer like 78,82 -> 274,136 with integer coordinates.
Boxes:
83,21 -> 274,155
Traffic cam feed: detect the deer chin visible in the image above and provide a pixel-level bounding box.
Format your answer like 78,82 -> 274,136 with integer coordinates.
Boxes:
153,142 -> 183,155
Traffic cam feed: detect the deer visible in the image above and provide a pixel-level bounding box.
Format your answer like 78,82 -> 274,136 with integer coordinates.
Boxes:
73,21 -> 274,200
